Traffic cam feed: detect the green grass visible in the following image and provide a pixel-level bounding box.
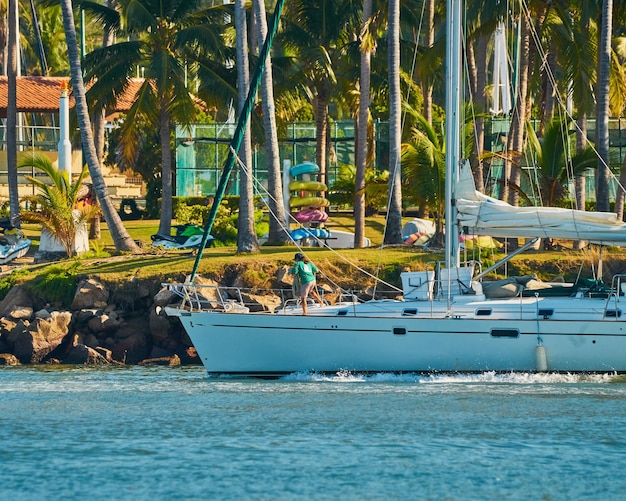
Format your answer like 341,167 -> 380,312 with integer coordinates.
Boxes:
16,216 -> 626,292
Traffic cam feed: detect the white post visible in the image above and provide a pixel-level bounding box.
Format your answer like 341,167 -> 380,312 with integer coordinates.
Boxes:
58,80 -> 72,178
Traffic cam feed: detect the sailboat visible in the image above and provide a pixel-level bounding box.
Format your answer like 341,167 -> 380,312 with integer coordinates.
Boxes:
165,1 -> 626,376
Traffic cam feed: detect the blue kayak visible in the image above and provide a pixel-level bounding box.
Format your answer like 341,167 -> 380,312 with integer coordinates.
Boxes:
290,162 -> 320,177
290,228 -> 331,241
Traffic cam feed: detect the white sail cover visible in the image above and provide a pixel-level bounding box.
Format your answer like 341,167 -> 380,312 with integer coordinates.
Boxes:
455,163 -> 626,245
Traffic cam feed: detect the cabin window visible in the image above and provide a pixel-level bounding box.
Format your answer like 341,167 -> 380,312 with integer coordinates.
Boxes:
476,308 -> 492,316
393,327 -> 407,335
490,328 -> 519,338
538,309 -> 554,318
402,308 -> 418,316
337,309 -> 348,316
606,309 -> 622,318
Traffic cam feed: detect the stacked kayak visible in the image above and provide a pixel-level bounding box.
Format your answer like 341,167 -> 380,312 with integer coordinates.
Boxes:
289,162 -> 329,212
288,162 -> 331,243
293,208 -> 329,223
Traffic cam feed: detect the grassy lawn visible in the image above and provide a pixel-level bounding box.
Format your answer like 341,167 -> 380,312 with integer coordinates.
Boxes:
15,215 -> 626,290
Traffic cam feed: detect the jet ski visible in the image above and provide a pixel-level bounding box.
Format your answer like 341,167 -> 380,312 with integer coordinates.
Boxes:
0,217 -> 31,264
151,224 -> 214,250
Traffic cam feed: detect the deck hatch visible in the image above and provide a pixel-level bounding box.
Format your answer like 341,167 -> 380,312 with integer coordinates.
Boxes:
605,309 -> 622,318
538,308 -> 554,318
490,328 -> 519,338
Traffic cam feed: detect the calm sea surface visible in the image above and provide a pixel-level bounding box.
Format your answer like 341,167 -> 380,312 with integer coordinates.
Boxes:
1,366 -> 625,501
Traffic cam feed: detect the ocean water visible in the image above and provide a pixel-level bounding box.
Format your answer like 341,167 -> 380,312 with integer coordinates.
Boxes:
1,367 -> 625,501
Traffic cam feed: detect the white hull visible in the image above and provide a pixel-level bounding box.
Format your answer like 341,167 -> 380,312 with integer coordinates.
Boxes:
167,293 -> 626,376
0,239 -> 30,264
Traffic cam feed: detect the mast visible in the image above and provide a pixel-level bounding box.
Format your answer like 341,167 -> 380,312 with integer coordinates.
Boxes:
445,0 -> 462,269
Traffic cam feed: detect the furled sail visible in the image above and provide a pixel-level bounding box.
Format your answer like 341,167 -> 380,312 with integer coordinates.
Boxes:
455,163 -> 626,245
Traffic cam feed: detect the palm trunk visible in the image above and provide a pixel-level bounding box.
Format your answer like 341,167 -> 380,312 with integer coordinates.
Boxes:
421,0 -> 434,125
354,0 -> 373,248
384,0 -> 403,245
595,0 -> 613,212
235,0 -> 260,253
314,93 -> 329,187
157,101 -> 173,237
60,0 -> 138,252
470,35 -> 488,193
504,14 -> 530,207
254,0 -> 287,245
7,0 -> 19,226
573,115 -> 588,249
88,0 -> 116,241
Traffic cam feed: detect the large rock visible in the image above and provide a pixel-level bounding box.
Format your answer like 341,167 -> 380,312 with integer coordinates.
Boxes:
0,353 -> 19,365
153,288 -> 178,307
149,308 -> 179,350
0,285 -> 35,318
63,344 -> 110,365
8,311 -> 72,364
239,292 -> 282,313
111,332 -> 150,364
71,278 -> 109,310
87,314 -> 121,334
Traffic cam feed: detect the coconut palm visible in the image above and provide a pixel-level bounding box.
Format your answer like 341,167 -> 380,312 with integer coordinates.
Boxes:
523,119 -> 598,208
81,0 -> 234,237
401,114 -> 446,245
234,0 -> 259,254
402,107 -> 476,246
279,0 -> 362,187
18,155 -> 100,257
254,0 -> 288,245
6,0 -> 19,226
595,0 -> 613,212
385,0 -> 403,245
59,0 -> 139,253
354,0 -> 374,248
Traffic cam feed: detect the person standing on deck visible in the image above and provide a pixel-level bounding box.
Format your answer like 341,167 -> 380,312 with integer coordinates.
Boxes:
290,252 -> 323,315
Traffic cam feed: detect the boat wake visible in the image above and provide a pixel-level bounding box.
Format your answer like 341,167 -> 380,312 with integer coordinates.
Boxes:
280,370 -> 620,384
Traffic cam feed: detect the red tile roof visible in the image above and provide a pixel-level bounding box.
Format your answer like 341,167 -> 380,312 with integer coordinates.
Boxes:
0,76 -> 146,118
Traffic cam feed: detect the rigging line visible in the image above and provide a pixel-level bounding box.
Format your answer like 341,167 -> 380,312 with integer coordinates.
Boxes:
233,147 -> 403,294
520,0 -> 625,196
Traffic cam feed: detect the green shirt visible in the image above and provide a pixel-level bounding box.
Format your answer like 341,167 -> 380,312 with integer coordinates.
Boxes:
292,261 -> 318,284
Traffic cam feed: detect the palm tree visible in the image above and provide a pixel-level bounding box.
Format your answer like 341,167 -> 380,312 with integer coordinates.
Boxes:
385,0 -> 403,245
59,0 -> 139,253
401,109 -> 475,246
253,0 -> 288,245
401,114 -> 446,245
354,0 -> 374,248
595,0 -> 613,212
279,0 -> 362,187
7,0 -> 19,227
82,0 -> 234,237
524,119 -> 597,209
18,155 -> 99,257
235,0 -> 259,253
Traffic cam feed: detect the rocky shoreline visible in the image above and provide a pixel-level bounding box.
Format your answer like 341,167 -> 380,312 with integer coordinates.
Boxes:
0,276 -> 198,366
0,264 -> 308,367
